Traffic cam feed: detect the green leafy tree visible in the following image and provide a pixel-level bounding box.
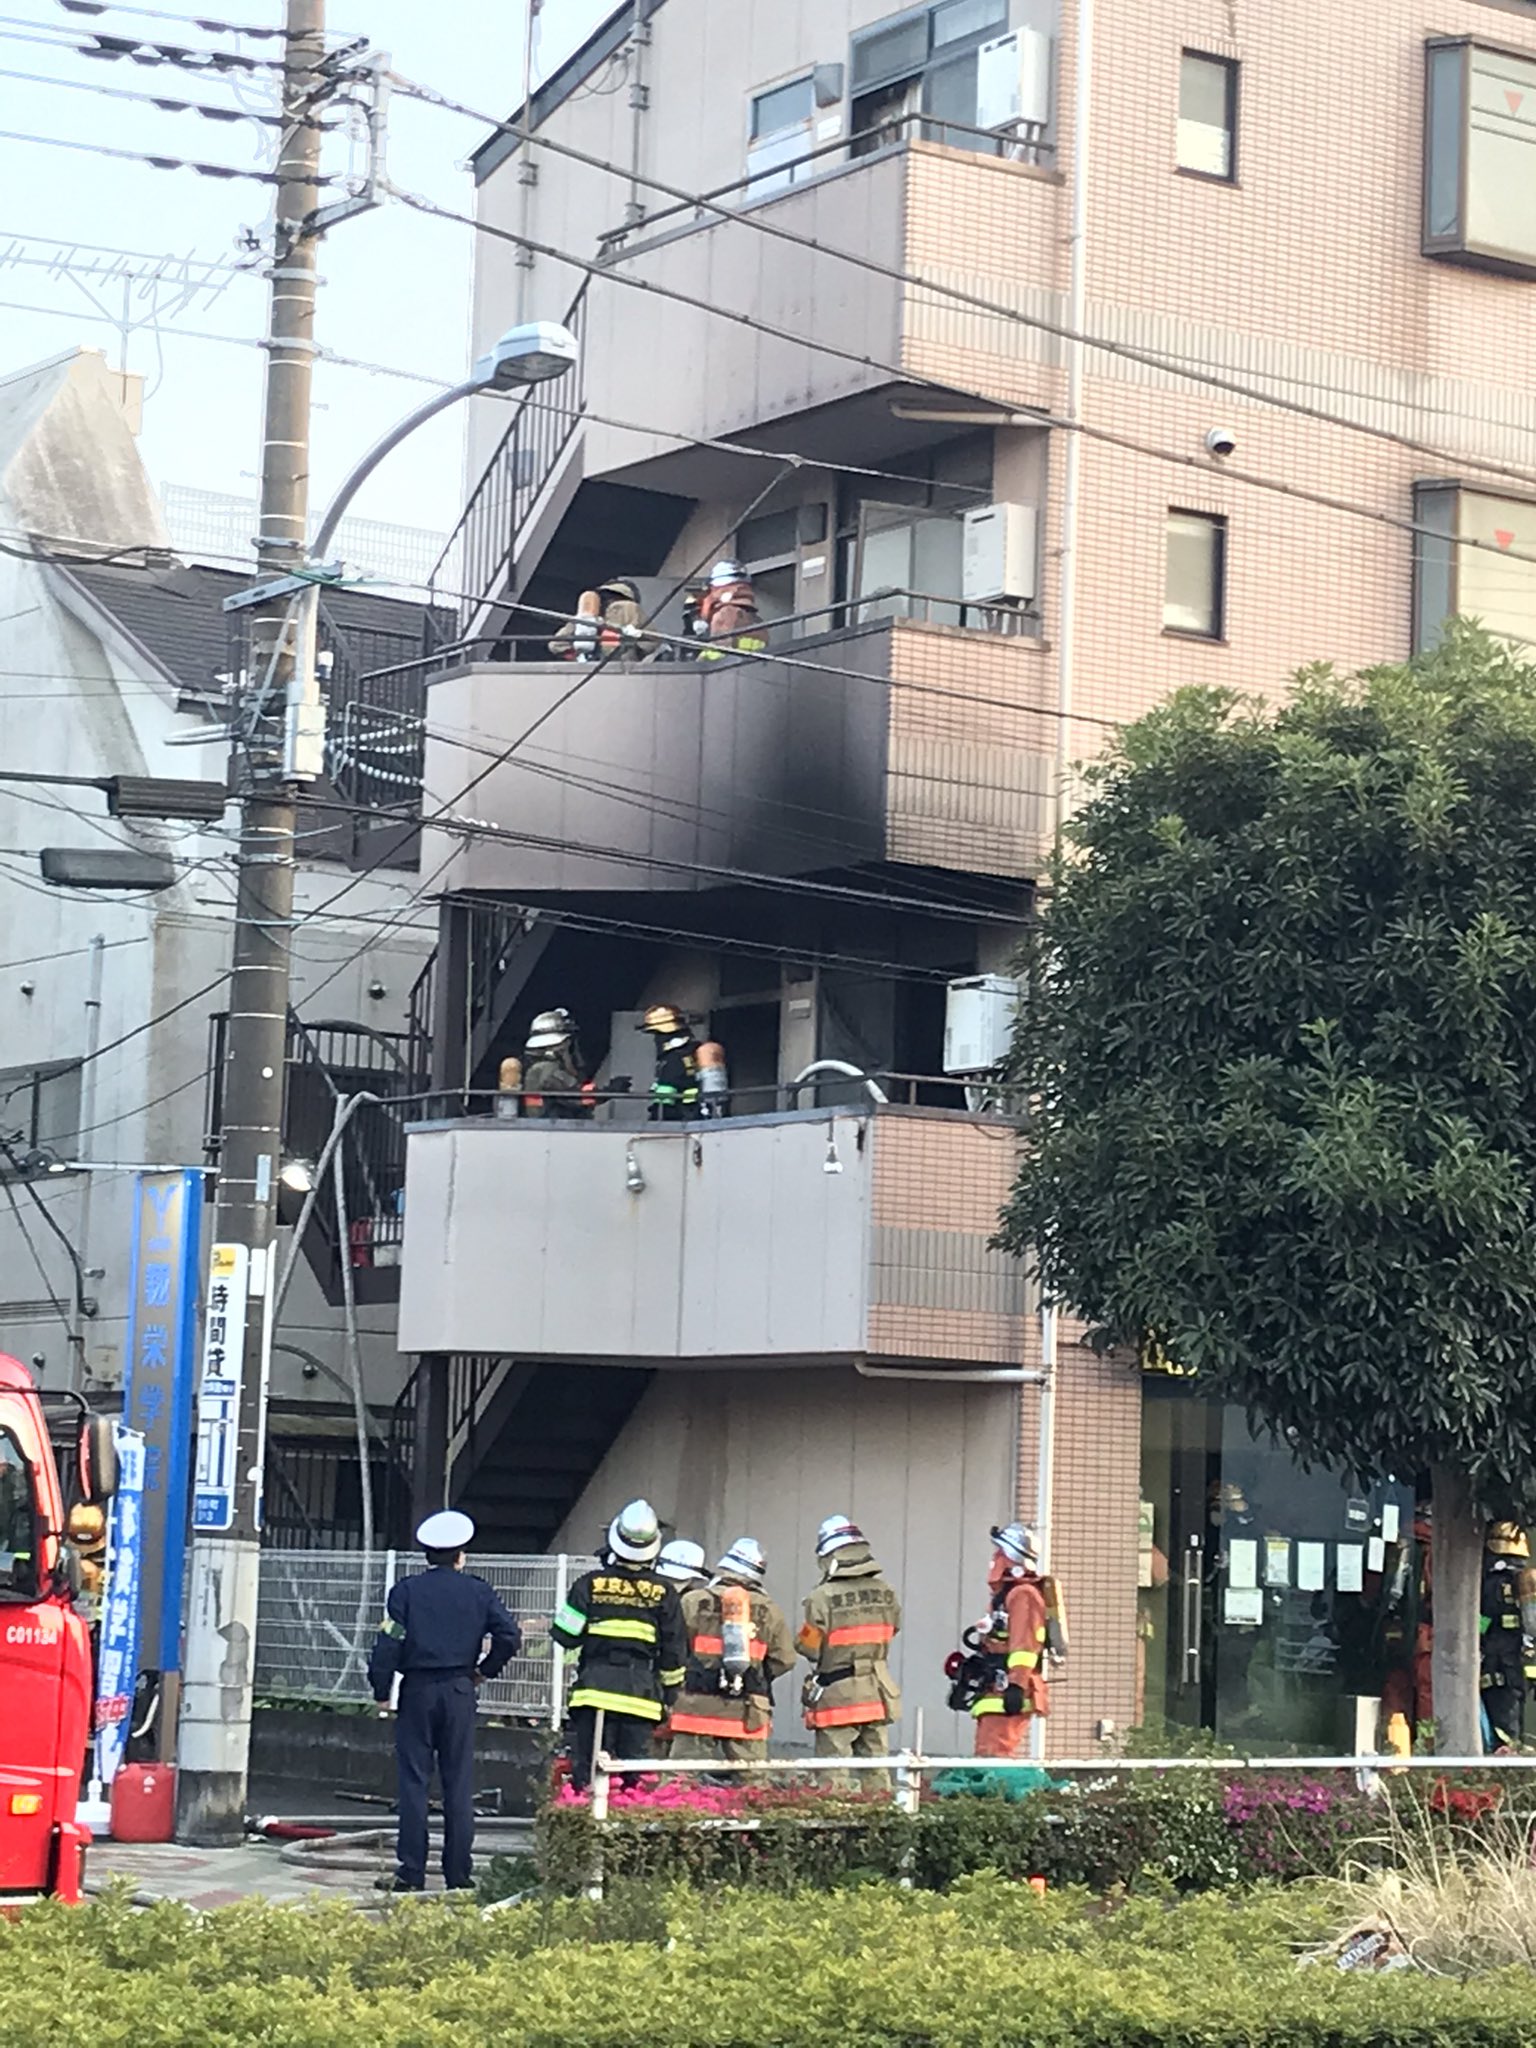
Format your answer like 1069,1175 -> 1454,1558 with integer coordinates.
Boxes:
998,629 -> 1536,1755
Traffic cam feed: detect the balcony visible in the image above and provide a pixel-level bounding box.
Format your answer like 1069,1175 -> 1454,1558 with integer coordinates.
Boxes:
421,611 -> 1055,894
398,1102 -> 1031,1369
576,134 -> 1063,476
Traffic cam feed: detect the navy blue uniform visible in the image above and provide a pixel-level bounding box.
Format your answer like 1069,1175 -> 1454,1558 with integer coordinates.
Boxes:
368,1566 -> 521,1889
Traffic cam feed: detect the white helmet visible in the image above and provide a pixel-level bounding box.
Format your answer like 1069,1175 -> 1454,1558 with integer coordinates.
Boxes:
709,558 -> 744,587
815,1514 -> 864,1559
657,1538 -> 707,1585
607,1497 -> 662,1565
992,1521 -> 1039,1570
714,1536 -> 766,1587
526,1007 -> 576,1051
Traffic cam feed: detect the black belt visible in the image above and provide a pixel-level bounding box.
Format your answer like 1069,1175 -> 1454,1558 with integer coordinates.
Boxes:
816,1664 -> 856,1687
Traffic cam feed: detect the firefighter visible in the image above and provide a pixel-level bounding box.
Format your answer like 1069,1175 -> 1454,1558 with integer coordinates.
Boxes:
65,1503 -> 108,1628
552,1499 -> 688,1792
697,559 -> 766,658
641,1005 -> 701,1121
548,578 -> 655,661
522,1008 -> 593,1120
1377,1501 -> 1433,1755
797,1515 -> 901,1781
654,1539 -> 708,1759
1481,1522 -> 1536,1750
367,1510 -> 522,1893
970,1523 -> 1054,1758
668,1538 -> 796,1763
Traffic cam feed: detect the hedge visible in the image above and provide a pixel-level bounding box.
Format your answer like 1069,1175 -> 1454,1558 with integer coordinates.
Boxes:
532,1772 -> 1492,1896
2,1879 -> 1532,2046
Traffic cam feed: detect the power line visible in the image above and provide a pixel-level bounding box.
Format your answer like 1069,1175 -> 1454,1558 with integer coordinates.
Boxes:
0,13 -> 288,70
0,1171 -> 74,1343
393,72 -> 1536,498
52,0 -> 338,39
0,123 -> 337,181
0,933 -> 147,974
0,60 -> 293,123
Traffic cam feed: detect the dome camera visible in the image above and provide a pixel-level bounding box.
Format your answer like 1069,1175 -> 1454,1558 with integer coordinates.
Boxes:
1205,426 -> 1237,458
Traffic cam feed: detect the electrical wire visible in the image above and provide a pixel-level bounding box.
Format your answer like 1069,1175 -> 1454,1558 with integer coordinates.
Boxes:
0,60 -> 295,123
0,933 -> 147,975
394,71 -> 1536,497
0,13 -> 286,71
0,1170 -> 74,1342
0,123 -> 337,181
52,0 -> 347,39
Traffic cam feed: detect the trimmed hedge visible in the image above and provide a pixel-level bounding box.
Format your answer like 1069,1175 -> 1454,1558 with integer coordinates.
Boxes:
2,1879 -> 1532,2046
533,1773 -> 1416,1895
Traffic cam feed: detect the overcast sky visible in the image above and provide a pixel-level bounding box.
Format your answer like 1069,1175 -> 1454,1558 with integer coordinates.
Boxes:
0,0 -> 614,550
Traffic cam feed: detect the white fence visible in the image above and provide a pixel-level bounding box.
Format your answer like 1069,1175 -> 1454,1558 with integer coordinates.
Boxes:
254,1549 -> 596,1722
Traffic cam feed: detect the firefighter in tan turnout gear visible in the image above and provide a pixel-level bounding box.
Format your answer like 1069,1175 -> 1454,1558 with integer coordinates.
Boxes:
668,1537 -> 796,1762
797,1515 -> 902,1772
653,1538 -> 709,1760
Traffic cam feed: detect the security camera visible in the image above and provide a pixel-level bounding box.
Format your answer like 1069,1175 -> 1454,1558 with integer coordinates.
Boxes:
19,980 -> 34,997
367,978 -> 386,1000
30,1353 -> 44,1370
1205,426 -> 1237,458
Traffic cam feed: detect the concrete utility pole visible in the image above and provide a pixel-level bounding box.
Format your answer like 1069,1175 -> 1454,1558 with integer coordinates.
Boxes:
175,0 -> 328,1845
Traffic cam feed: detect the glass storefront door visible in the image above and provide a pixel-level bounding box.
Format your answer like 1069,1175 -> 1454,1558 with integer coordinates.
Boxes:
1138,1381 -> 1416,1752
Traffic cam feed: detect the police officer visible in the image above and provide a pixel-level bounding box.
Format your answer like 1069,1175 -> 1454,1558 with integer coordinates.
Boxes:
552,1499 -> 687,1791
368,1509 -> 522,1893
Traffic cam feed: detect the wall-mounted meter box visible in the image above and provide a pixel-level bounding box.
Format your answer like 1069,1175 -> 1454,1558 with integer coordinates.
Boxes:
961,502 -> 1039,604
975,28 -> 1052,133
943,974 -> 1020,1074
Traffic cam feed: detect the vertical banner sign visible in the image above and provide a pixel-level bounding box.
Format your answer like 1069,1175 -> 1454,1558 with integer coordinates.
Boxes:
193,1243 -> 249,1532
120,1170 -> 201,1676
93,1425 -> 147,1788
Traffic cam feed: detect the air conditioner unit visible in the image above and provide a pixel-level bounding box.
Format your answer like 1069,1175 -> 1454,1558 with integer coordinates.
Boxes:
943,975 -> 1020,1075
975,28 -> 1052,133
962,502 -> 1039,605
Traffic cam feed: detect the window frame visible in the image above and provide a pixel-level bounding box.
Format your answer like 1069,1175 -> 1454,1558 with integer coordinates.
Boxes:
745,72 -> 818,200
1422,36 -> 1536,279
1176,48 -> 1240,185
1411,476 -> 1536,651
848,0 -> 1010,157
0,1059 -> 83,1176
0,1426 -> 41,1604
1163,509 -> 1228,641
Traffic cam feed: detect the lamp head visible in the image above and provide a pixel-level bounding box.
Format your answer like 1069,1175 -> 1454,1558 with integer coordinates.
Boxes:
473,320 -> 580,391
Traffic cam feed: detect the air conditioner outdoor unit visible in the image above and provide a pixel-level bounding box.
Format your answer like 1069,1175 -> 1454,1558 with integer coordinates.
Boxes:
943,975 -> 1020,1075
962,502 -> 1039,605
975,28 -> 1052,133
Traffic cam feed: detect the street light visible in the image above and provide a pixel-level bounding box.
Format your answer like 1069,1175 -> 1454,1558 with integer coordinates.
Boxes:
284,320 -> 581,780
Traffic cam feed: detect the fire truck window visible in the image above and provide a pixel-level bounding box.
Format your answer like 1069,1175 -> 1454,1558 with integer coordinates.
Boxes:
0,1432 -> 38,1598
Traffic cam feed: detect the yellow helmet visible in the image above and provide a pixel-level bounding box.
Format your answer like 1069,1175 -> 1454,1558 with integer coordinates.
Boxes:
1488,1521 -> 1530,1558
642,1004 -> 685,1036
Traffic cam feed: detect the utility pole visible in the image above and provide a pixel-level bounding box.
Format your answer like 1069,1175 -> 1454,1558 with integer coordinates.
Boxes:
175,0 -> 328,1845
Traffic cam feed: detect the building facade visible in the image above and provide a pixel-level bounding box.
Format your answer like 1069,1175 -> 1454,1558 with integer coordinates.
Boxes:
394,0 -> 1536,1750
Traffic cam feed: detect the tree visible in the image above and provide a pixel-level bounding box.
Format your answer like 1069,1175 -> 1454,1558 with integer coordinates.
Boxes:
998,628 -> 1536,1755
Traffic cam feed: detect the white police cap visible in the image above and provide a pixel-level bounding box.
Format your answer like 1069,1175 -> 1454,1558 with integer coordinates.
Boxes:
416,1509 -> 475,1550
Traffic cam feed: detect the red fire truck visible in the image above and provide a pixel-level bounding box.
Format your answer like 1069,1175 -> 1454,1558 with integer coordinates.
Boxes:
0,1352 -> 117,1903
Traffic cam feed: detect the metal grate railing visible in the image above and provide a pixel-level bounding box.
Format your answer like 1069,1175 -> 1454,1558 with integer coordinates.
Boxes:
254,1548 -> 598,1722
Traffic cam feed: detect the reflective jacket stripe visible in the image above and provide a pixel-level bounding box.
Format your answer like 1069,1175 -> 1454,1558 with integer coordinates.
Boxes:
590,1617 -> 658,1644
1007,1648 -> 1040,1670
826,1622 -> 895,1648
806,1696 -> 888,1729
973,1694 -> 1036,1717
690,1634 -> 769,1660
668,1708 -> 770,1738
570,1686 -> 665,1723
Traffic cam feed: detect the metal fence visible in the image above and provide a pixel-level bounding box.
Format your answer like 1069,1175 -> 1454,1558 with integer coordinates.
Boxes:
254,1549 -> 597,1722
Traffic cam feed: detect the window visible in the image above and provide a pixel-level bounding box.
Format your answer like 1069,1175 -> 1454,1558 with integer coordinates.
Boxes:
1413,481 -> 1536,651
1164,511 -> 1226,638
746,75 -> 815,198
0,1432 -> 39,1601
0,1061 -> 82,1174
849,0 -> 1010,157
1423,39 -> 1536,278
1178,51 -> 1237,179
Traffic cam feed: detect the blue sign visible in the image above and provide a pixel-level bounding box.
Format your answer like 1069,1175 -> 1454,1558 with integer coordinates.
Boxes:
93,1425 -> 146,1787
121,1170 -> 201,1675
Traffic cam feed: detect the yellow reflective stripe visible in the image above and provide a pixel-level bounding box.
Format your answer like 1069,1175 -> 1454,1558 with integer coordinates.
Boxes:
1007,1649 -> 1039,1670
589,1618 -> 658,1644
570,1686 -> 664,1723
659,1665 -> 686,1688
972,1695 -> 1035,1715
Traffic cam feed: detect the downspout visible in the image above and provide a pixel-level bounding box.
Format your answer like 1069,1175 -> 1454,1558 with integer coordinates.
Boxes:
1031,0 -> 1093,1759
74,934 -> 106,1390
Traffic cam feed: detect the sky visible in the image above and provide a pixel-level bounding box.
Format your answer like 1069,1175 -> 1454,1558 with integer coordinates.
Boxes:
0,0 -> 615,551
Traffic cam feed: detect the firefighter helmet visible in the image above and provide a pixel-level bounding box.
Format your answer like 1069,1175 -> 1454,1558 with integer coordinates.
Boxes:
599,577 -> 641,605
657,1538 -> 707,1585
992,1522 -> 1040,1570
815,1514 -> 864,1558
709,558 -> 744,587
1488,1521 -> 1530,1558
715,1536 -> 766,1587
526,1007 -> 577,1051
607,1498 -> 662,1565
642,1004 -> 686,1036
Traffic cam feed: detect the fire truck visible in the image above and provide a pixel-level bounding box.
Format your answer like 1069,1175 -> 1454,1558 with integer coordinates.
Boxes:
0,1352 -> 117,1903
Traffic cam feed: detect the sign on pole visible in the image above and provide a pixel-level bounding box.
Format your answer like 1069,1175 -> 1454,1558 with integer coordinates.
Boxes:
120,1170 -> 201,1676
193,1242 -> 249,1533
93,1424 -> 146,1788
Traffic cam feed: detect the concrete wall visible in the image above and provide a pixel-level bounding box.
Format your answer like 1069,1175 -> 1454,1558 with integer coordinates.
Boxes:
548,1362 -> 1017,1751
